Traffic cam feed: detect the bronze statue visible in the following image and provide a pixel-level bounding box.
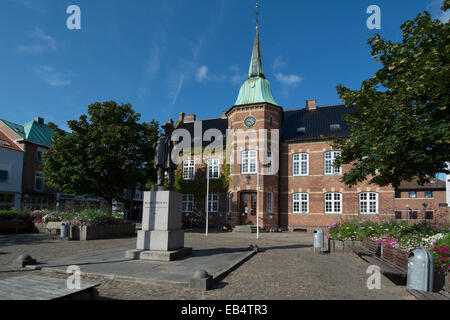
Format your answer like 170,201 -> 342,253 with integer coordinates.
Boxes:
153,118 -> 175,190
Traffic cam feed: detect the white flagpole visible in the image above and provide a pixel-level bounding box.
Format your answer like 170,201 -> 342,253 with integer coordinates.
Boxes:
256,154 -> 260,240
206,161 -> 210,237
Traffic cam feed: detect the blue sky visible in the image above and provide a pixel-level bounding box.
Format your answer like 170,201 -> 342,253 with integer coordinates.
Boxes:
0,0 -> 448,131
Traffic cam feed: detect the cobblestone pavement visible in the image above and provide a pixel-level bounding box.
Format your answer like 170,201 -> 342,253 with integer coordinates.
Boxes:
0,231 -> 415,300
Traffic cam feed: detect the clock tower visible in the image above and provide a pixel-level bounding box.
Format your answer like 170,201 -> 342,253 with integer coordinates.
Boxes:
225,25 -> 283,229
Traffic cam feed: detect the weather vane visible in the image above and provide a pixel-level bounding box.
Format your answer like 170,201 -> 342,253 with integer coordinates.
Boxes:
253,2 -> 259,30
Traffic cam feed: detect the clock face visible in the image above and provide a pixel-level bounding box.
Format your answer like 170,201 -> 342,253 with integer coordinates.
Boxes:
244,116 -> 256,128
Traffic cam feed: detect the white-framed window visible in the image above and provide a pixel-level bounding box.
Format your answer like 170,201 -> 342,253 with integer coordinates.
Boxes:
267,192 -> 274,213
324,151 -> 342,175
293,193 -> 308,214
359,192 -> 378,214
36,147 -> 46,164
207,159 -> 220,179
0,163 -> 10,183
228,192 -> 233,213
34,171 -> 45,192
183,160 -> 195,180
208,194 -> 219,213
325,193 -> 342,214
182,194 -> 194,213
242,150 -> 257,174
293,153 -> 308,176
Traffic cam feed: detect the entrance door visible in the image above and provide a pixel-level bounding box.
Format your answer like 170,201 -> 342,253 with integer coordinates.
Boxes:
240,192 -> 257,225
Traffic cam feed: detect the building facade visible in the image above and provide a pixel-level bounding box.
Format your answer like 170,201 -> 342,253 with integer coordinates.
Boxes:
0,131 -> 23,210
173,27 -> 448,230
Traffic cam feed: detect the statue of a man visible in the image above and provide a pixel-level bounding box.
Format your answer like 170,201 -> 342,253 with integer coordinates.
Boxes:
153,118 -> 175,189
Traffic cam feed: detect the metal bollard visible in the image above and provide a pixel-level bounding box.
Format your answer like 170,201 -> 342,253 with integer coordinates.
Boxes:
407,247 -> 434,292
60,222 -> 70,240
313,228 -> 324,253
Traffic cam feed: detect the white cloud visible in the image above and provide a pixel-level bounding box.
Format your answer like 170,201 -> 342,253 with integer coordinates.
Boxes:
36,65 -> 71,87
17,27 -> 58,55
275,73 -> 302,86
272,56 -> 287,72
195,66 -> 209,82
428,0 -> 450,23
146,43 -> 162,76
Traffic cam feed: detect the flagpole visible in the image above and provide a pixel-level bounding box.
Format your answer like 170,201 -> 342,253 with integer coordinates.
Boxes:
206,161 -> 210,237
256,153 -> 260,240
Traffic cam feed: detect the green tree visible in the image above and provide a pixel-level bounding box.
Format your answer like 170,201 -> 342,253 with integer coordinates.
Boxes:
43,101 -> 159,211
334,2 -> 450,188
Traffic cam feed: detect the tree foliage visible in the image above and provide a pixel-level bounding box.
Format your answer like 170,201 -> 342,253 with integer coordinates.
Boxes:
43,101 -> 159,210
334,2 -> 450,188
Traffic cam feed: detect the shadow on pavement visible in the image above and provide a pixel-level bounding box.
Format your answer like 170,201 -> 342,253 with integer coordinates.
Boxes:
0,234 -> 56,247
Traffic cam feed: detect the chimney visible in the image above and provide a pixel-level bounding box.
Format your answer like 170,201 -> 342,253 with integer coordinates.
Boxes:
184,114 -> 196,123
306,99 -> 317,111
178,112 -> 185,123
35,117 -> 44,124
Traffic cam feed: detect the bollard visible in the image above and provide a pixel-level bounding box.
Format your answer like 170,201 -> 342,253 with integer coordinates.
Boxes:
407,247 -> 434,292
313,228 -> 324,253
61,222 -> 70,240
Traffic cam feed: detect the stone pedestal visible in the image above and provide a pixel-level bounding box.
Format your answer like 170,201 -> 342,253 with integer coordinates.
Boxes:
125,189 -> 191,261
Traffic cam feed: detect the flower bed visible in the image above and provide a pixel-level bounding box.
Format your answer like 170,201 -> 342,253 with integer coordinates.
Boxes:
328,219 -> 449,280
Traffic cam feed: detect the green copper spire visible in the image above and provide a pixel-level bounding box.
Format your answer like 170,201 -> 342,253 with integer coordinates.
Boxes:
248,28 -> 265,79
235,27 -> 278,106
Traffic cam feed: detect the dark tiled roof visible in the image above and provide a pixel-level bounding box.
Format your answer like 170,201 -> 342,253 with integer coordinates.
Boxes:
397,179 -> 446,190
281,105 -> 355,142
176,118 -> 228,147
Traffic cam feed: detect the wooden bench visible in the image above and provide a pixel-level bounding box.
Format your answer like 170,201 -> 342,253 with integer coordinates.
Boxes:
352,245 -> 407,278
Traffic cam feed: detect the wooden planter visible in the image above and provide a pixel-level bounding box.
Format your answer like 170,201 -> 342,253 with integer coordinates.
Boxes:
382,246 -> 410,270
70,223 -> 135,241
362,238 -> 382,256
329,239 -> 362,252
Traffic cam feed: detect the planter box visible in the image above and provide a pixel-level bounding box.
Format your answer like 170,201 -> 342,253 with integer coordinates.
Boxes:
329,239 -> 362,252
362,238 -> 382,256
70,223 -> 135,241
32,223 -> 47,233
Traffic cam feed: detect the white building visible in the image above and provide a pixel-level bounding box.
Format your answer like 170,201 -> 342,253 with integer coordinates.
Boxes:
0,131 -> 24,210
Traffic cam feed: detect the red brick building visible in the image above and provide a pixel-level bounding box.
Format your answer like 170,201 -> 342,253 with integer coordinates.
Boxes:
173,28 -> 448,230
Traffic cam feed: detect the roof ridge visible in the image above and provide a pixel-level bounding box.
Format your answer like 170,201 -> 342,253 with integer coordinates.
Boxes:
284,104 -> 345,112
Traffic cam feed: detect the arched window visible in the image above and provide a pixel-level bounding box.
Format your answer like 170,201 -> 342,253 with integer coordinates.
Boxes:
241,150 -> 257,174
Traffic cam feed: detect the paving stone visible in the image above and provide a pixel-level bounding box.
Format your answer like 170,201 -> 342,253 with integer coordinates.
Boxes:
0,232 -> 416,300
